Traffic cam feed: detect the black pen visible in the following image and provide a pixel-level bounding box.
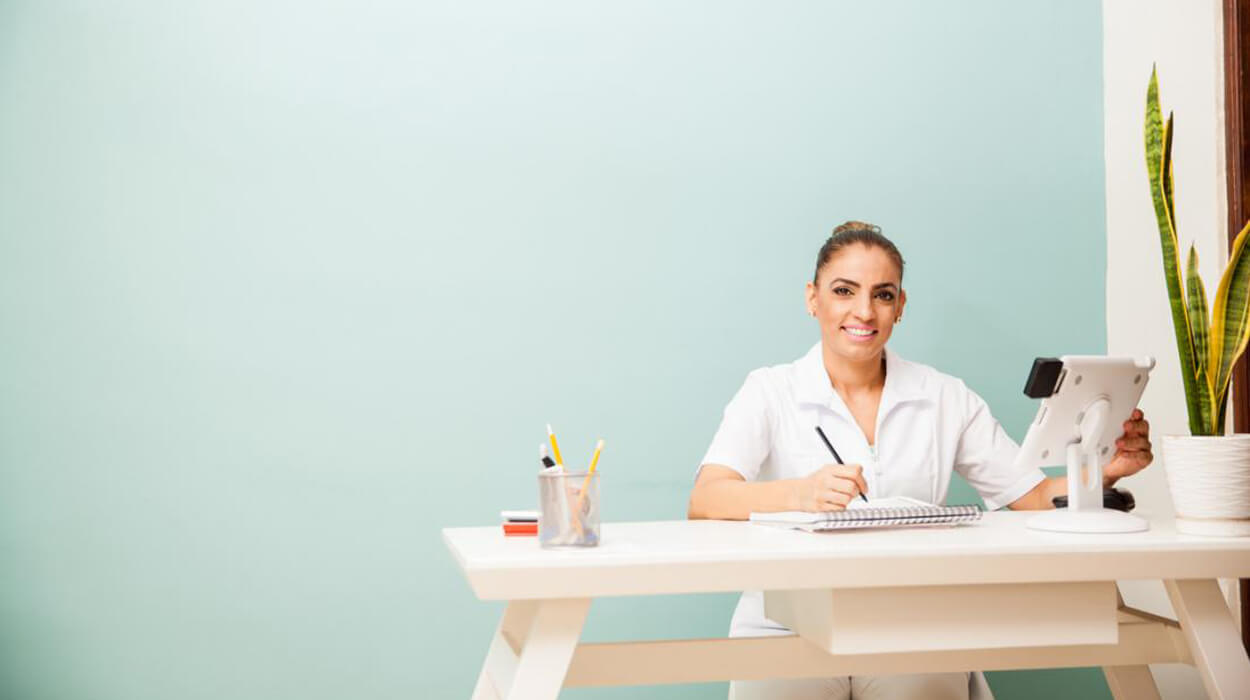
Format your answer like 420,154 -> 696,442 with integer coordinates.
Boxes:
814,426 -> 868,503
540,444 -> 556,470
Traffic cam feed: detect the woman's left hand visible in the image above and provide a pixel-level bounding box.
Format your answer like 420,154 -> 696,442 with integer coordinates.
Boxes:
1104,409 -> 1152,486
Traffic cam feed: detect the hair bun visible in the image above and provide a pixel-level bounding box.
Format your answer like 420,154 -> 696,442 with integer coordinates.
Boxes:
832,220 -> 882,236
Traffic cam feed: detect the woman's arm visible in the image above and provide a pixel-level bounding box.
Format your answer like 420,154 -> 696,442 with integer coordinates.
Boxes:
1008,410 -> 1153,510
688,464 -> 868,520
1006,476 -> 1065,510
688,466 -> 797,520
1007,473 -> 1129,510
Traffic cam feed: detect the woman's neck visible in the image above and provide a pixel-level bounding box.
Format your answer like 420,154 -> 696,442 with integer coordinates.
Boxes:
821,344 -> 886,395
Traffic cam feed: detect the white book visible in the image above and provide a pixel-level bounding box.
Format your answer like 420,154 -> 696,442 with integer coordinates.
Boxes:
749,497 -> 983,531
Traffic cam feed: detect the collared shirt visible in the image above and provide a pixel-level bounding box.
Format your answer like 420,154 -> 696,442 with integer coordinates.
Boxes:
699,343 -> 1045,635
700,342 -> 1043,510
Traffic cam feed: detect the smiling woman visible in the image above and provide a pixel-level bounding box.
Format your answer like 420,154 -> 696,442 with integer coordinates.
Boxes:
685,221 -> 1157,700
805,221 -> 906,380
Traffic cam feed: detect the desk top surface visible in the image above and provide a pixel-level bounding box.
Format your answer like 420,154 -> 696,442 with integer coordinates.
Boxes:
443,512 -> 1250,600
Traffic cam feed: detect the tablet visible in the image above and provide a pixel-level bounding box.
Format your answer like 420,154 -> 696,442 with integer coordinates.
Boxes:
1015,355 -> 1155,533
1014,355 -> 1155,471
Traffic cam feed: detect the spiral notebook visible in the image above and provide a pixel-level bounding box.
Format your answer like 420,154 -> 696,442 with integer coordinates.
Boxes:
749,496 -> 983,531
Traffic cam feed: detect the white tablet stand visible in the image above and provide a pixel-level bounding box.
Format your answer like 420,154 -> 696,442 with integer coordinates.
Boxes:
1016,356 -> 1155,534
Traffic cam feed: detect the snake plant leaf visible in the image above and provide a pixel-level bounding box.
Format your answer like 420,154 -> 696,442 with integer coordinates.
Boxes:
1146,67 -> 1164,202
1185,246 -> 1214,432
1186,245 -> 1210,376
1162,114 -> 1179,244
1146,70 -> 1203,434
1209,219 -> 1250,430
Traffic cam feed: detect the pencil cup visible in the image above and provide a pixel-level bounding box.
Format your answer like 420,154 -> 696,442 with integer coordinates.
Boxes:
538,470 -> 600,548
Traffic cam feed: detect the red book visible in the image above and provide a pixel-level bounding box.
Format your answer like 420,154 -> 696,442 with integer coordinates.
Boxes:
502,522 -> 538,536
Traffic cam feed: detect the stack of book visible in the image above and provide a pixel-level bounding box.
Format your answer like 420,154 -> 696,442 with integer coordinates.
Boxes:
501,509 -> 538,537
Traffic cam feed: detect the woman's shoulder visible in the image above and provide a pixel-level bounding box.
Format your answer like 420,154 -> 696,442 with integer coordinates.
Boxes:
733,346 -> 820,398
731,344 -> 837,413
738,360 -> 800,393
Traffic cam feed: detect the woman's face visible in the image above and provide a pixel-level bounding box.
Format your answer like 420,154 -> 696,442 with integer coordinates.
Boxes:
805,243 -> 906,364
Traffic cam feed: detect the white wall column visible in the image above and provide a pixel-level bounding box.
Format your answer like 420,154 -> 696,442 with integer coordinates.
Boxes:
1103,0 -> 1231,697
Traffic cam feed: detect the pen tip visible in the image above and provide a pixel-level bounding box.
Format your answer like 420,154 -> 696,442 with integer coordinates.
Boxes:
546,423 -> 553,435
596,439 -> 604,449
540,443 -> 548,457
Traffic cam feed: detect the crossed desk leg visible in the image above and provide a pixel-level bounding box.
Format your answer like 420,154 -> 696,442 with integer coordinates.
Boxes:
1103,579 -> 1250,700
470,581 -> 1250,700
1164,579 -> 1250,700
471,598 -> 590,700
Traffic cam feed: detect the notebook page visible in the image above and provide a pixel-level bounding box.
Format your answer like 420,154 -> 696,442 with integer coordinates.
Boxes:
846,496 -> 933,510
749,497 -> 981,529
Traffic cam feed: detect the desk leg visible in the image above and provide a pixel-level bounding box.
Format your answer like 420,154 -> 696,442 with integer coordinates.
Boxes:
1166,579 -> 1250,700
1103,587 -> 1162,700
1102,666 -> 1161,700
471,598 -> 590,700
472,601 -> 538,700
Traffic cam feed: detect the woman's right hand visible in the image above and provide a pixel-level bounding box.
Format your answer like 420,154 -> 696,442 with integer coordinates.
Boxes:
793,464 -> 868,511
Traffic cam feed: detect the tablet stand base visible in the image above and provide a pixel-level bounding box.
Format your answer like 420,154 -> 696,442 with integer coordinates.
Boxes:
1027,508 -> 1149,533
1026,398 -> 1150,534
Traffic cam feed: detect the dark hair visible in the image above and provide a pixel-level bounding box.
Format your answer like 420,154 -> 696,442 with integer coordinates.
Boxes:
813,221 -> 905,284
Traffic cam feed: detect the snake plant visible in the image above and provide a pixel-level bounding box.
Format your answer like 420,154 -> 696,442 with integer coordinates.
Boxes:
1146,67 -> 1250,435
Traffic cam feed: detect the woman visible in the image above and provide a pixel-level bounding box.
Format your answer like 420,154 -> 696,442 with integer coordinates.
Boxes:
688,221 -> 1153,700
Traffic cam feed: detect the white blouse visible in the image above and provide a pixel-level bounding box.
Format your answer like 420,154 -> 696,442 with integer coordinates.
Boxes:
699,342 -> 1045,634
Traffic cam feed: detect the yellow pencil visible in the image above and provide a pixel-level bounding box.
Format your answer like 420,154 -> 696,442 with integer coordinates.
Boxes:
587,439 -> 604,474
575,439 -> 604,518
546,423 -> 564,466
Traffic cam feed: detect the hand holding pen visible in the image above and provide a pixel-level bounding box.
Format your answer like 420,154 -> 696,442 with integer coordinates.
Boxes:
791,426 -> 868,511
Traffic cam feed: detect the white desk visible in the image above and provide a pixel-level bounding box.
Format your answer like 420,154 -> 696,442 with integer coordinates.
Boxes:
443,512 -> 1250,699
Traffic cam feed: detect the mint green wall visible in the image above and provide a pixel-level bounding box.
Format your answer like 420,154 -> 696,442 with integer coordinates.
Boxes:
0,2 -> 1110,698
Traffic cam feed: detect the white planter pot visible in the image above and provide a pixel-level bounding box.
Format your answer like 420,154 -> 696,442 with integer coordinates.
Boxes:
1162,434 -> 1250,536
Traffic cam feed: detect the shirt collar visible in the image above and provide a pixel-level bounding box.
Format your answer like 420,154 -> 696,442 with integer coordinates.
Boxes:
794,342 -> 930,414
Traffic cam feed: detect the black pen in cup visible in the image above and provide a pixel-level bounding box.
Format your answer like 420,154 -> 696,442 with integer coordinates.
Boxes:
814,426 -> 868,503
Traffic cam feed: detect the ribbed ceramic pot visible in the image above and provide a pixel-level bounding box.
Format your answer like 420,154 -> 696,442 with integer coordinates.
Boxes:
1162,434 -> 1250,536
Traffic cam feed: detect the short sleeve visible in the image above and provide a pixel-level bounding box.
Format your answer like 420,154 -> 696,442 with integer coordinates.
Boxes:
698,370 -> 774,482
953,383 -> 1046,510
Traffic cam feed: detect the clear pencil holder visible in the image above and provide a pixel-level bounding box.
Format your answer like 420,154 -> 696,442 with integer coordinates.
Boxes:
538,470 -> 600,548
